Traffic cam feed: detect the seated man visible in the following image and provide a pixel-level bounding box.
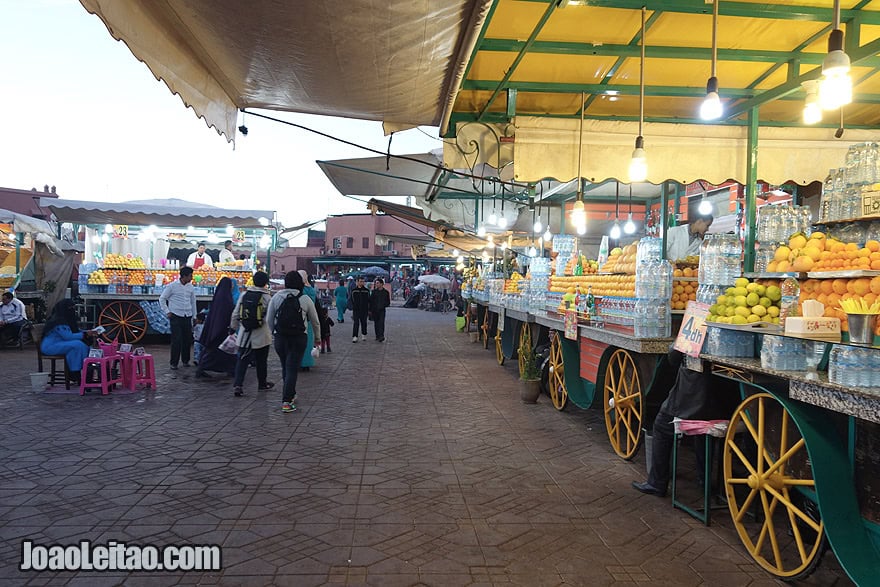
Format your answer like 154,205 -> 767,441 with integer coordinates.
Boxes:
632,346 -> 739,497
0,292 -> 27,345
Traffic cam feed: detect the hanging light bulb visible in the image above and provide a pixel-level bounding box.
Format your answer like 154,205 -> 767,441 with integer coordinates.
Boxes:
477,224 -> 486,237
576,224 -> 587,235
543,227 -> 553,242
623,213 -> 636,235
533,216 -> 543,233
497,216 -> 508,229
487,234 -> 494,245
802,79 -> 822,125
456,255 -> 464,264
609,222 -> 622,240
699,1 -> 723,121
452,249 -> 459,257
571,199 -> 586,228
527,246 -> 536,257
488,198 -> 498,225
700,78 -> 723,120
500,241 -> 507,251
819,1 -> 852,111
698,198 -> 713,215
629,7 -> 649,183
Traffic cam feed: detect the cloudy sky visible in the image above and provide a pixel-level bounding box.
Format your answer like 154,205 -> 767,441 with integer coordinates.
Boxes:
0,0 -> 439,235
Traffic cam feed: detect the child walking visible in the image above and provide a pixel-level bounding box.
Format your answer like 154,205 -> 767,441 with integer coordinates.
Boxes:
317,301 -> 334,353
192,313 -> 206,365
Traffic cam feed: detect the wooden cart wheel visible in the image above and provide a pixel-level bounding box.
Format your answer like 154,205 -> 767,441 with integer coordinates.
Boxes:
548,331 -> 568,411
495,329 -> 505,365
482,310 -> 492,349
723,393 -> 825,580
603,349 -> 643,460
517,323 -> 533,378
98,300 -> 148,344
465,304 -> 474,333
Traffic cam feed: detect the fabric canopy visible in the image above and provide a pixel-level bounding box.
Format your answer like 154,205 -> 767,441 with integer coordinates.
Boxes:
41,198 -> 274,228
445,117 -> 879,186
79,0 -> 493,140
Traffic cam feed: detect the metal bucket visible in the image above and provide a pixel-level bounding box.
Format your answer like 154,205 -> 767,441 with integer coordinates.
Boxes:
847,313 -> 878,344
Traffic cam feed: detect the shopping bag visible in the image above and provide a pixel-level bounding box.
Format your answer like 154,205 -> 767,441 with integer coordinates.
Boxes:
455,316 -> 466,332
218,334 -> 238,354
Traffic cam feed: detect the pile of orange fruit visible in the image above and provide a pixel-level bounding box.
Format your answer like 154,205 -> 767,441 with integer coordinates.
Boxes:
768,231 -> 880,272
550,274 -> 636,298
671,280 -> 697,310
599,243 -> 638,274
799,275 -> 880,333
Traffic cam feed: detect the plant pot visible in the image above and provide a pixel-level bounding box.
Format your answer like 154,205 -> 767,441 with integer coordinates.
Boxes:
519,378 -> 541,403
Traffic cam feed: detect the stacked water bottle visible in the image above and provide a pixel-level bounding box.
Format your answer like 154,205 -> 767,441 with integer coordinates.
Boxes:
820,142 -> 880,222
698,232 -> 741,322
759,334 -> 808,371
634,239 -> 673,338
705,327 -> 754,357
527,257 -> 551,315
552,235 -> 577,276
140,301 -> 170,335
828,344 -> 880,388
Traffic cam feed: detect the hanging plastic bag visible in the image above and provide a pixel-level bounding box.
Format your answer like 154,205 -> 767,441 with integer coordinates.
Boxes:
219,334 -> 238,354
455,316 -> 466,332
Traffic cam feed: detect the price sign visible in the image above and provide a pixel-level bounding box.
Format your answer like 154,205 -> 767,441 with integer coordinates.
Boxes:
564,309 -> 578,340
232,229 -> 246,243
114,224 -> 128,238
674,301 -> 710,357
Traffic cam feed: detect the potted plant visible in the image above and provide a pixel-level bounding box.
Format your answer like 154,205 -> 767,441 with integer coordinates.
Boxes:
519,343 -> 541,403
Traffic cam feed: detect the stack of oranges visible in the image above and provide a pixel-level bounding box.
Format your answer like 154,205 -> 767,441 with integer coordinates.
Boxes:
799,275 -> 880,333
768,231 -> 880,273
671,280 -> 697,310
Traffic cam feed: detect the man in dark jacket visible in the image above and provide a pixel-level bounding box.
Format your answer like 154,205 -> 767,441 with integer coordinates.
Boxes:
369,278 -> 391,342
349,276 -> 371,343
632,346 -> 738,497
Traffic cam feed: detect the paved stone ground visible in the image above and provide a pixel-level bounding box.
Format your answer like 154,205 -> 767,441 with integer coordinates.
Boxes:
0,305 -> 853,586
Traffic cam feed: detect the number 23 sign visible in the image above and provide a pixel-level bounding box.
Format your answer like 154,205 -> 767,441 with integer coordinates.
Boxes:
674,302 -> 710,357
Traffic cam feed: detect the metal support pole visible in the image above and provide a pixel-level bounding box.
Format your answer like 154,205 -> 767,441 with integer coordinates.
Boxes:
672,182 -> 682,226
744,108 -> 759,273
660,182 -> 669,255
15,233 -> 22,273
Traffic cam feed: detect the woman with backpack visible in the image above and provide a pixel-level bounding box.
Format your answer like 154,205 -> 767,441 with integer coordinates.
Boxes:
266,270 -> 320,413
229,271 -> 274,397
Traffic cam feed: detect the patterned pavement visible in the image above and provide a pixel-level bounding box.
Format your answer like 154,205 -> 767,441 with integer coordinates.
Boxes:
0,305 -> 853,586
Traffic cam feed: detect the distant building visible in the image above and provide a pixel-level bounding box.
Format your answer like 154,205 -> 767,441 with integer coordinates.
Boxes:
0,185 -> 58,219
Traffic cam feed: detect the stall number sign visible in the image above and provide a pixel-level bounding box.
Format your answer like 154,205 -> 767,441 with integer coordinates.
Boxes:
232,229 -> 246,243
674,301 -> 710,357
114,225 -> 128,238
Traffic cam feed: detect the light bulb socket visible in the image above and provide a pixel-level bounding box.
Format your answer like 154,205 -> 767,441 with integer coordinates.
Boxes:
827,28 -> 844,54
706,76 -> 719,95
634,135 -> 645,150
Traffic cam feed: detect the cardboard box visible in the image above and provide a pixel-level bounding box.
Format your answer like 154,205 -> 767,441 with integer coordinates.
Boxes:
862,189 -> 880,218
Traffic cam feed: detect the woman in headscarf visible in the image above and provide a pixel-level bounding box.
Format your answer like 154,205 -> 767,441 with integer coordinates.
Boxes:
40,299 -> 98,383
195,276 -> 236,377
298,270 -> 317,370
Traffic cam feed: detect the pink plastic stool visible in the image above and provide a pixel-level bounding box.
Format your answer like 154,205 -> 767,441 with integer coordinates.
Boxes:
98,341 -> 119,356
128,354 -> 156,390
80,355 -> 124,396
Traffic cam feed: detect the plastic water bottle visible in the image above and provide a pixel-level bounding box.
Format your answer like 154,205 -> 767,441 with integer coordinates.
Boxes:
698,236 -> 711,283
828,345 -> 841,383
779,277 -> 800,327
840,347 -> 857,387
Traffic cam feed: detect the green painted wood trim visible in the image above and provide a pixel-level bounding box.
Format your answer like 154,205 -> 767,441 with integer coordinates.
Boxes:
559,334 -> 595,410
501,315 -> 518,360
479,38 -> 880,68
518,0 -> 880,25
744,109 -> 758,273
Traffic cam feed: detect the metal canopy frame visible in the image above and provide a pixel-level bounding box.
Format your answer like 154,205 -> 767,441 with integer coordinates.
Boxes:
449,0 -> 880,131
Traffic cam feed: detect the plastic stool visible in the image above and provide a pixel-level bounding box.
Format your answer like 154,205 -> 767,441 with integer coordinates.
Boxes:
671,431 -> 726,526
128,354 -> 156,390
80,355 -> 124,396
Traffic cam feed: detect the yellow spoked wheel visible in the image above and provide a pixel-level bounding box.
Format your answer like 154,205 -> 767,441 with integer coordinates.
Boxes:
548,331 -> 568,410
723,393 -> 824,580
517,324 -> 533,378
603,349 -> 642,460
482,310 -> 491,349
98,300 -> 148,344
465,304 -> 476,333
495,330 -> 505,365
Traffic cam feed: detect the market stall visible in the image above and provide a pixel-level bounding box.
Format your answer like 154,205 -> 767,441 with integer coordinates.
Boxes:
43,198 -> 275,343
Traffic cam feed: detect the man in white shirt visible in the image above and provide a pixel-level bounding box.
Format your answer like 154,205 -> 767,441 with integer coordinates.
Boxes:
186,242 -> 214,270
665,213 -> 713,262
0,291 -> 27,345
159,266 -> 198,369
218,240 -> 236,264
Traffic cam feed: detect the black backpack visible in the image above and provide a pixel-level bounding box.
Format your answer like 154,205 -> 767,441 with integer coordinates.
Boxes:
239,290 -> 265,331
275,292 -> 306,336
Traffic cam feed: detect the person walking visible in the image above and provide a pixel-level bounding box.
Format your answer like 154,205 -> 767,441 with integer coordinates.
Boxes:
194,276 -> 236,378
266,270 -> 320,413
334,279 -> 348,323
316,300 -> 334,353
159,266 -> 197,370
298,270 -> 317,371
349,276 -> 370,342
230,271 -> 274,396
369,278 -> 391,342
